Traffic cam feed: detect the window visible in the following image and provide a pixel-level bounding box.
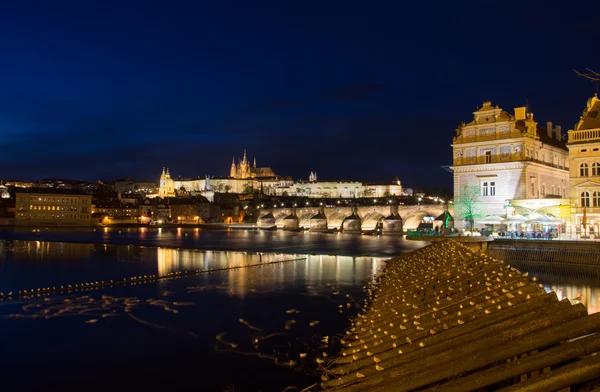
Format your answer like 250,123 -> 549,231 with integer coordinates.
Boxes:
580,163 -> 589,177
593,162 -> 600,176
581,191 -> 590,207
484,150 -> 492,163
551,185 -> 555,196
542,184 -> 546,197
531,182 -> 535,195
563,187 -> 566,198
594,191 -> 600,207
581,149 -> 588,152
481,181 -> 495,196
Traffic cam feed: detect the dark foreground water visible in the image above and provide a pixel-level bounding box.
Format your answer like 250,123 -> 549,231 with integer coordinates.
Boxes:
0,229 -> 406,392
0,228 -> 597,391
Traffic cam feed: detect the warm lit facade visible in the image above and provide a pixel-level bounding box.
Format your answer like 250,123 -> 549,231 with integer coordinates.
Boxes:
451,101 -> 569,227
230,150 -> 276,179
159,153 -> 404,199
567,94 -> 600,236
15,191 -> 92,226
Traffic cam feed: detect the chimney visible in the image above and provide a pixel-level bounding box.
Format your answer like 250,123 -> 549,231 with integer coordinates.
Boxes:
546,121 -> 553,138
514,107 -> 526,120
556,125 -> 562,141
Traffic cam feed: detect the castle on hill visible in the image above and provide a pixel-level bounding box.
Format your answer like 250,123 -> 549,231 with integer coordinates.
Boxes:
230,150 -> 276,179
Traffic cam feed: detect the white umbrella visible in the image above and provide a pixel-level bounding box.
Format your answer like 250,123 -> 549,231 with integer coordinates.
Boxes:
477,215 -> 506,224
504,214 -> 526,223
525,214 -> 557,224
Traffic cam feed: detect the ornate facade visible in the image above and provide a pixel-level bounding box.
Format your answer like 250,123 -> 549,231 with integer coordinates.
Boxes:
159,167 -> 175,198
230,150 -> 276,179
567,94 -> 600,236
158,154 -> 404,199
451,101 -> 569,227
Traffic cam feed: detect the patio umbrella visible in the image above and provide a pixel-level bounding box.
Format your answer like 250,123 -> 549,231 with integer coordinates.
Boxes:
504,214 -> 526,223
477,215 -> 506,224
525,214 -> 555,224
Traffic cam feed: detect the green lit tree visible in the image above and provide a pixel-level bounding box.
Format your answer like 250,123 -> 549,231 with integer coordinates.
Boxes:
453,185 -> 481,231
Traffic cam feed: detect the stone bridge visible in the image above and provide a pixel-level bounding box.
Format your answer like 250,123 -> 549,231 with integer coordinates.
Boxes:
257,204 -> 449,234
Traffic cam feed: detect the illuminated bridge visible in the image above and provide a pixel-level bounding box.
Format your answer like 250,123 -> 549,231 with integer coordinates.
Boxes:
256,205 -> 448,233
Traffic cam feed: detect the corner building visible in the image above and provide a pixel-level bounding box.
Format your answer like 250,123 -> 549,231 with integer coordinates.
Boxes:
451,101 -> 569,228
567,94 -> 600,236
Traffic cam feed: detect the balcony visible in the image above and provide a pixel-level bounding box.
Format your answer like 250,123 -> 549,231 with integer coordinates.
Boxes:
453,155 -> 568,171
568,129 -> 600,143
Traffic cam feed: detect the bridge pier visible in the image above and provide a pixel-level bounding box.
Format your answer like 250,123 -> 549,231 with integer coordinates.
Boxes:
310,208 -> 329,232
257,211 -> 275,228
342,206 -> 362,234
283,208 -> 300,231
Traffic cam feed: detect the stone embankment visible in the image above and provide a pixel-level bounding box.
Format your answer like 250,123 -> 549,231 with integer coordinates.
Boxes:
319,240 -> 600,391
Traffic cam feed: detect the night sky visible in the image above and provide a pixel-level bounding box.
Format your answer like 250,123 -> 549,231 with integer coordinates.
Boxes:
1,1 -> 599,190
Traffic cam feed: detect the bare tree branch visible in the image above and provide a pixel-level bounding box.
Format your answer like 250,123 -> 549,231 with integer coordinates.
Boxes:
574,68 -> 600,81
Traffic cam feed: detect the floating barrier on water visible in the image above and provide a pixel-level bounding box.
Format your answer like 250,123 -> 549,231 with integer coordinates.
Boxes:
319,240 -> 600,391
0,257 -> 307,300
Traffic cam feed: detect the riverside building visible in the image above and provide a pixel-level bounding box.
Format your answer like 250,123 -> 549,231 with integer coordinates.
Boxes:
567,94 -> 600,236
15,190 -> 92,227
451,101 -> 569,229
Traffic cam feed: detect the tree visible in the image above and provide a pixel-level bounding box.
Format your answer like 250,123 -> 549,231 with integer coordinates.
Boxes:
453,185 -> 481,231
574,68 -> 600,92
574,68 -> 600,82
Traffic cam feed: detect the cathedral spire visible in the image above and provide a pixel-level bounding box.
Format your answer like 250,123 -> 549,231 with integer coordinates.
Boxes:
243,149 -> 247,163
253,157 -> 256,168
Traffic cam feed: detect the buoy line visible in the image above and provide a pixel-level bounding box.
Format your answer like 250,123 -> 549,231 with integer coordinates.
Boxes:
0,256 -> 307,300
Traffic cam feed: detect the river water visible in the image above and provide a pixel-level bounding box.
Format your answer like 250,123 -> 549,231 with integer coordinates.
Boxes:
0,227 -> 597,391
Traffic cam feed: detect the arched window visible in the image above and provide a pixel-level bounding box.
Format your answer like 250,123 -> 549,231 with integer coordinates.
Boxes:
581,191 -> 590,207
594,191 -> 600,207
592,162 -> 600,176
580,163 -> 589,177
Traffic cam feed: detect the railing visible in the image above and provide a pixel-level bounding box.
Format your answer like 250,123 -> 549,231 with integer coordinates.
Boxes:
568,128 -> 600,142
454,155 -> 568,170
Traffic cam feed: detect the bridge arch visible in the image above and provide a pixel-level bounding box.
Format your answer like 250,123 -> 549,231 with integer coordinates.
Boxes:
402,210 -> 437,230
362,212 -> 385,231
274,212 -> 289,229
327,211 -> 348,230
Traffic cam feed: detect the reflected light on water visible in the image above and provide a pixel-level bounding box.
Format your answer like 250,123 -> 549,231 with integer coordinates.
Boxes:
155,247 -> 385,298
544,283 -> 600,314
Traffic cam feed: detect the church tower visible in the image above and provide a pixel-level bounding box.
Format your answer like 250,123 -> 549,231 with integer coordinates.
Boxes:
230,157 -> 237,178
159,167 -> 175,198
241,149 -> 249,179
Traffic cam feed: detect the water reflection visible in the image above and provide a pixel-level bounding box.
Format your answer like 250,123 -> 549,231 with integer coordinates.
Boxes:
542,282 -> 600,314
155,247 -> 384,298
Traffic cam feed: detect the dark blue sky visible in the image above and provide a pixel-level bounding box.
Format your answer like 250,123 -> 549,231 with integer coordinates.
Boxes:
1,1 -> 599,189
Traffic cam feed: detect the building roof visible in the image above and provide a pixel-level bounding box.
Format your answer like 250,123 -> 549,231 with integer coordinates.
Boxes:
575,94 -> 600,131
513,121 -> 568,151
15,188 -> 90,196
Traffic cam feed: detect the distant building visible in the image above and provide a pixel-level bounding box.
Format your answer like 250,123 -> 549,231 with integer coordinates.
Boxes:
15,190 -> 92,226
158,151 -> 405,199
230,150 -> 276,179
114,178 -> 156,194
92,200 -> 139,224
567,94 -> 600,236
451,101 -> 569,228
